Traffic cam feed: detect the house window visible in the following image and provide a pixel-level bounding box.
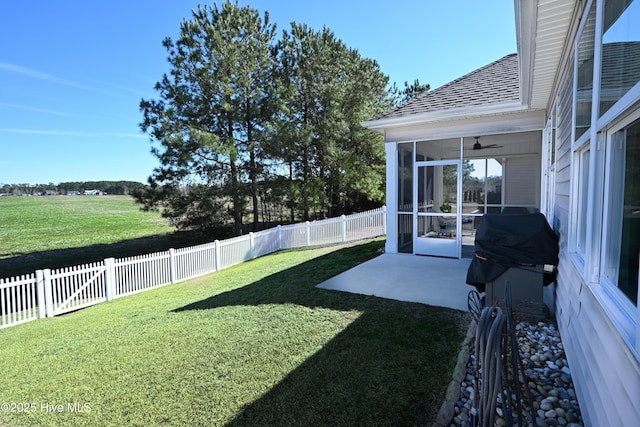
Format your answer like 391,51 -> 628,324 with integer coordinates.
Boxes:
576,147 -> 591,259
603,117 -> 640,306
575,2 -> 597,140
600,0 -> 640,117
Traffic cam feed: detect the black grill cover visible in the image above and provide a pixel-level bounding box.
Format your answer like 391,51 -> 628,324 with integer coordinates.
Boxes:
466,213 -> 559,290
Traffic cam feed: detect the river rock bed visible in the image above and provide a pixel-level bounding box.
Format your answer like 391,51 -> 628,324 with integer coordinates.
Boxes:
448,320 -> 584,427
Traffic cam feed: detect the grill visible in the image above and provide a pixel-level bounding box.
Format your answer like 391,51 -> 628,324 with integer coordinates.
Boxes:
466,213 -> 559,311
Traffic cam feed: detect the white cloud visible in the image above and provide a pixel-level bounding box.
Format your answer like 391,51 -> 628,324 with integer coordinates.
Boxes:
0,102 -> 78,117
0,62 -> 114,96
0,128 -> 147,139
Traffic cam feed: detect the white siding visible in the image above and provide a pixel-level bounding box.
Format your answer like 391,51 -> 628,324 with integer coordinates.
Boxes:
556,261 -> 640,426
551,29 -> 640,426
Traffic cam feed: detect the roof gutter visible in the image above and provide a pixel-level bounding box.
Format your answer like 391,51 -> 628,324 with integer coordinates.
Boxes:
515,0 -> 538,108
362,100 -> 528,130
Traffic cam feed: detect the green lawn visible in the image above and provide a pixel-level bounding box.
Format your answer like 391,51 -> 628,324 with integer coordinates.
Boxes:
0,239 -> 469,426
0,196 -> 183,277
0,195 -> 173,257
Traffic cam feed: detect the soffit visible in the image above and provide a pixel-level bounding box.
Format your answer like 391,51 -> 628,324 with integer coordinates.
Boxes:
524,0 -> 575,110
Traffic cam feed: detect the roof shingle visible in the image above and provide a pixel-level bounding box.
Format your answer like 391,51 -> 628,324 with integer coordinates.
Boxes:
379,53 -> 520,119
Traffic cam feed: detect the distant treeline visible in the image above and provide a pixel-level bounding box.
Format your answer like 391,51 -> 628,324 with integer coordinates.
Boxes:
0,181 -> 147,196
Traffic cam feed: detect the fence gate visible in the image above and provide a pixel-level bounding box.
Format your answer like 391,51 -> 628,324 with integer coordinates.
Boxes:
50,263 -> 108,316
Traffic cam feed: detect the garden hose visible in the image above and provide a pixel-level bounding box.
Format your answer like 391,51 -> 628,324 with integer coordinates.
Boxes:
504,283 -> 538,427
471,305 -> 506,427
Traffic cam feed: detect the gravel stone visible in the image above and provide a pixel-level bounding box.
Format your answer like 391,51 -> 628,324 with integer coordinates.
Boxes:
440,320 -> 584,427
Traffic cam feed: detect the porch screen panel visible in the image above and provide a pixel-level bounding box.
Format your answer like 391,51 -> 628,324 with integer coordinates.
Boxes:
504,156 -> 540,211
398,143 -> 413,212
463,158 -> 502,214
397,143 -> 414,253
398,214 -> 413,253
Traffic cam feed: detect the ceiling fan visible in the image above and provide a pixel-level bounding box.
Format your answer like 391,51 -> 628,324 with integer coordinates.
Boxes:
469,136 -> 503,151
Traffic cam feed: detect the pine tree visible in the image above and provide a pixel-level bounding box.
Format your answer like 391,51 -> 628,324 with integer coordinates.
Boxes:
138,2 -> 278,235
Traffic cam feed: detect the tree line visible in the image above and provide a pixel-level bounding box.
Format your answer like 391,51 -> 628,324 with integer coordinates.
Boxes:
137,1 -> 428,236
0,181 -> 147,196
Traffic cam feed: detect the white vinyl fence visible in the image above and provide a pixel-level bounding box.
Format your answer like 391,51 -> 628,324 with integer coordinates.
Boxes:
0,207 -> 386,329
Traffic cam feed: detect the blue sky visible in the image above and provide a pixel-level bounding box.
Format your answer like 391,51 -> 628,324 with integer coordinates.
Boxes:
0,0 -> 515,185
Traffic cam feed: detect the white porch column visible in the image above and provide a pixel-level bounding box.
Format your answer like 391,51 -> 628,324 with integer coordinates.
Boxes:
385,142 -> 398,253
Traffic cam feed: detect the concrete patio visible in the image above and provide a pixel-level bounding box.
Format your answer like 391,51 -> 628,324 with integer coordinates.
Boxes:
317,253 -> 476,311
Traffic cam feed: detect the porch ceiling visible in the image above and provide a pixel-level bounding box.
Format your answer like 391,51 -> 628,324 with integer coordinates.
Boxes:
371,108 -> 545,143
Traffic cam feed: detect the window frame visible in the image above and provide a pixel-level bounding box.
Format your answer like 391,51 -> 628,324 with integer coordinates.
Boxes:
570,142 -> 591,271
599,0 -> 640,118
570,0 -> 605,281
597,110 -> 640,349
542,100 -> 558,222
582,0 -> 640,356
596,0 -> 640,130
573,0 -> 597,144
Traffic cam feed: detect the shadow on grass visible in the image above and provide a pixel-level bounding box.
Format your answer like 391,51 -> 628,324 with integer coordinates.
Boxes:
173,241 -> 470,426
0,230 -> 211,278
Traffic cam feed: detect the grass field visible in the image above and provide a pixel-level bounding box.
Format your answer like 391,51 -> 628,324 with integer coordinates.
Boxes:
0,240 -> 469,426
0,196 -> 185,277
0,195 -> 173,257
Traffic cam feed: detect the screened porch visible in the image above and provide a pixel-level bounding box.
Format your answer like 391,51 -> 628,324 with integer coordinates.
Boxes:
394,131 -> 542,257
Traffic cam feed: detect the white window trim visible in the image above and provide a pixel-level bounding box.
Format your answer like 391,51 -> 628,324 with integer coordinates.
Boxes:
541,101 -> 558,223
541,116 -> 553,219
595,0 -> 640,130
570,0 -> 604,282
597,82 -> 640,131
577,0 -> 640,358
569,144 -> 591,271
595,110 -> 640,354
569,0 -> 590,273
572,0 -> 596,151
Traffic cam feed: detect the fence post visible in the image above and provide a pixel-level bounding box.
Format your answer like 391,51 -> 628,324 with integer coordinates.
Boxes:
249,232 -> 255,259
341,215 -> 347,243
42,268 -> 54,318
214,240 -> 220,271
35,270 -> 45,319
277,225 -> 282,250
382,205 -> 387,235
305,221 -> 311,247
104,258 -> 116,301
168,248 -> 176,284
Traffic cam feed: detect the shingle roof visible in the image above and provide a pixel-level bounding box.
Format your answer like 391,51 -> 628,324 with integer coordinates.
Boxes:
378,53 -> 520,119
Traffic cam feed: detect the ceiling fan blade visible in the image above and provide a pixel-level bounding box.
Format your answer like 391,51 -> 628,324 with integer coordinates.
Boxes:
464,144 -> 504,151
461,138 -> 504,151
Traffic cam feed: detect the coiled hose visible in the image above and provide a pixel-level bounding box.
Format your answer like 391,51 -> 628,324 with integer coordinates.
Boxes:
470,305 -> 506,427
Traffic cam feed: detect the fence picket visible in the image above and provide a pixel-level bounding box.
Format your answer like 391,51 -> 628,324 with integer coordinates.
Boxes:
0,273 -> 39,328
0,207 -> 385,329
